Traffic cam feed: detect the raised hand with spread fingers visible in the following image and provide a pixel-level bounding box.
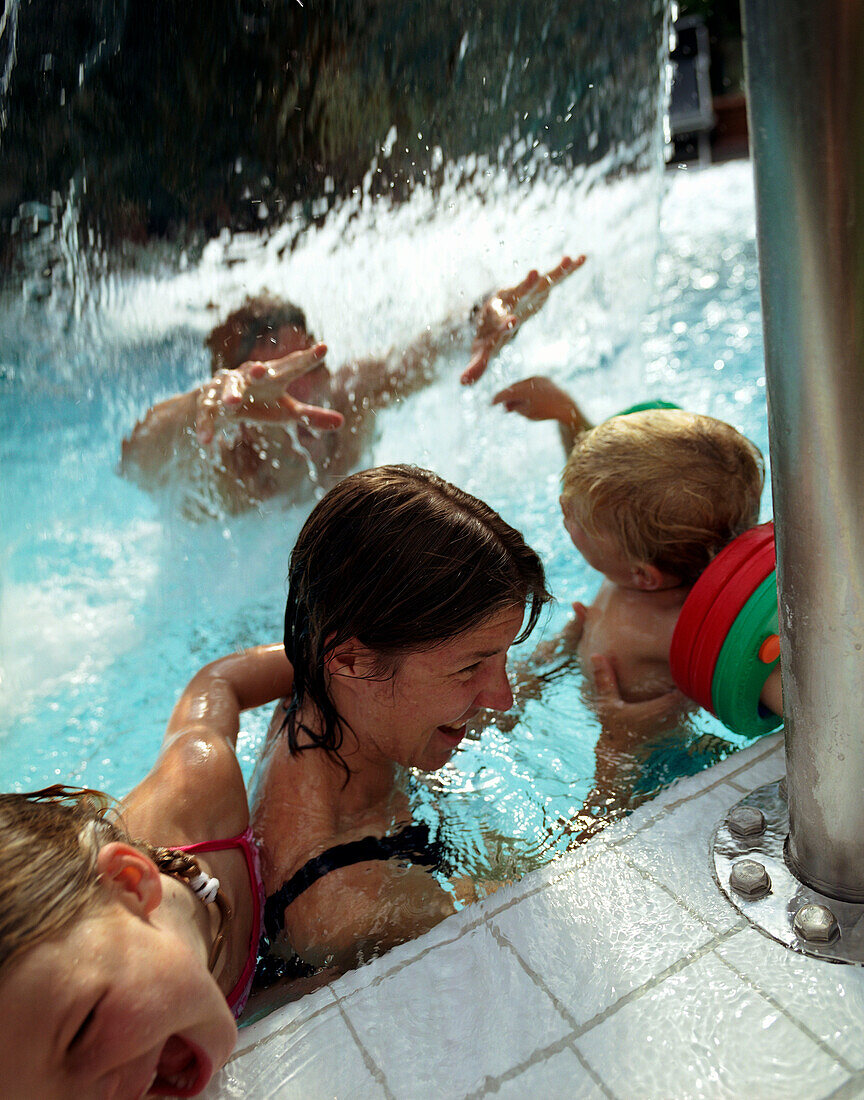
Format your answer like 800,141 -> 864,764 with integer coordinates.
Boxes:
461,254 -> 587,385
195,343 -> 344,444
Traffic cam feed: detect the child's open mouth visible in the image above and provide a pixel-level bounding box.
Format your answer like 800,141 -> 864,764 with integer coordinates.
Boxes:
148,1034 -> 212,1097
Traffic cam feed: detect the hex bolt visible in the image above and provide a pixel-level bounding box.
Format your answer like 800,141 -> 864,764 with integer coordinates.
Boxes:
793,904 -> 839,945
726,805 -> 767,838
729,858 -> 772,898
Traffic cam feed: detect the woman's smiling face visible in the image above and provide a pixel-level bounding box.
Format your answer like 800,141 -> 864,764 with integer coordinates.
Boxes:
340,604 -> 525,772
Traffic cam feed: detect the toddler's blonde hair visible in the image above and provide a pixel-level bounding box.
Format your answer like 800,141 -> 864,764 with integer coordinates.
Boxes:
560,409 -> 764,585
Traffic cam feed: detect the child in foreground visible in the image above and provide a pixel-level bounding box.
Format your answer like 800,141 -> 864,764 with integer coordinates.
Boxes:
0,644 -> 302,1099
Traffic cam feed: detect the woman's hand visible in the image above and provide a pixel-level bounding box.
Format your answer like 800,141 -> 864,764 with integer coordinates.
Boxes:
195,343 -> 345,443
461,255 -> 586,385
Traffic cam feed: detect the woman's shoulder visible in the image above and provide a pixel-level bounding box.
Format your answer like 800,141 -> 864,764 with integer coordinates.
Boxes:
122,730 -> 249,847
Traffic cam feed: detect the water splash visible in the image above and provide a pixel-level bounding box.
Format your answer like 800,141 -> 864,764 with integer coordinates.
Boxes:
0,0 -> 20,106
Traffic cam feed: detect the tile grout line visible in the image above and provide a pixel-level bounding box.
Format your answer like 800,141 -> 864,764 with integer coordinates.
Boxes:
316,913 -> 490,1004
573,924 -> 743,1038
714,949 -> 860,1077
229,995 -> 339,1062
477,843 -> 616,924
495,916 -> 741,1042
564,1037 -> 621,1100
485,919 -> 596,1032
615,846 -> 745,936
479,917 -> 741,1097
332,998 -> 397,1100
462,1031 -> 617,1100
823,1069 -> 864,1099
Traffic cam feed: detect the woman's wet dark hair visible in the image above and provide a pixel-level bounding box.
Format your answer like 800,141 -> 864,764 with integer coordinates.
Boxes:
282,465 -> 551,770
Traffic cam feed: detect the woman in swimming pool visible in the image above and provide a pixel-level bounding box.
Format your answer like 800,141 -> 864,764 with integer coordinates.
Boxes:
0,643 -> 295,1099
253,464 -> 551,977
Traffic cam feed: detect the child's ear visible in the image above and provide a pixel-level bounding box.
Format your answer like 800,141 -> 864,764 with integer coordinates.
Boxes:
630,563 -> 671,591
96,842 -> 163,916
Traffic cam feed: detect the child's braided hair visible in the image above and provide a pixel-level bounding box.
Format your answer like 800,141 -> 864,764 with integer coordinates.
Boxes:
0,786 -> 231,976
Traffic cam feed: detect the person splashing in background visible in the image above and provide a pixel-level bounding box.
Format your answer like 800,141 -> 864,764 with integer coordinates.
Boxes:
120,257 -> 584,514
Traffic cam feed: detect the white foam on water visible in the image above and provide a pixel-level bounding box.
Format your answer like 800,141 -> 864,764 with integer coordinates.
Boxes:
63,144 -> 665,390
0,518 -> 161,718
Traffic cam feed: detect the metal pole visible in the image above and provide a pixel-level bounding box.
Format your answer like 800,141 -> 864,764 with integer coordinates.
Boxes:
740,0 -> 864,900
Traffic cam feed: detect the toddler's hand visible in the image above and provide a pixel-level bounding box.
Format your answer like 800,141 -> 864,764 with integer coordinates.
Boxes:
492,375 -> 579,424
589,654 -> 687,743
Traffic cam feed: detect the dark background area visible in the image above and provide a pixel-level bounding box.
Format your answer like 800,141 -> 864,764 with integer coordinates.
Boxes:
679,0 -> 744,97
0,0 -> 666,272
671,0 -> 747,164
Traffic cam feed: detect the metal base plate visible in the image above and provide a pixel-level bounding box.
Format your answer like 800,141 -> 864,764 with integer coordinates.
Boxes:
712,780 -> 864,965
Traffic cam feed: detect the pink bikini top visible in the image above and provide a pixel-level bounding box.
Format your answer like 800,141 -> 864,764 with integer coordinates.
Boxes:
174,824 -> 264,1019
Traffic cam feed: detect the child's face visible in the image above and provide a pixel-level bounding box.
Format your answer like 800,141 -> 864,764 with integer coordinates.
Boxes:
248,323 -> 313,362
0,897 -> 237,1098
560,500 -> 640,587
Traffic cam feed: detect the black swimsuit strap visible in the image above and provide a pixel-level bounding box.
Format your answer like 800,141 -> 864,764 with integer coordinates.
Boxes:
263,823 -> 444,940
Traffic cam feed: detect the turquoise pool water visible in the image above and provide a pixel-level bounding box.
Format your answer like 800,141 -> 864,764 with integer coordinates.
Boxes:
0,159 -> 769,879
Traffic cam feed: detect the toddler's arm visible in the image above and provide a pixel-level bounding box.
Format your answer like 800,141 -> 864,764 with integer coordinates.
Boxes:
588,655 -> 689,749
493,375 -> 592,455
559,655 -> 689,849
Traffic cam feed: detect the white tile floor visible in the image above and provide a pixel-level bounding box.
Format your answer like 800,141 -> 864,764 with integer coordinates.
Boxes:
205,733 -> 864,1099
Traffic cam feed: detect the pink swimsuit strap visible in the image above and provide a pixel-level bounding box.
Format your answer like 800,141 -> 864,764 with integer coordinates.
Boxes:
173,824 -> 264,1019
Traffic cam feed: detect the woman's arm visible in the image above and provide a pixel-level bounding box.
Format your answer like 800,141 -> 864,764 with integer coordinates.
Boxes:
122,645 -> 294,842
162,644 -> 294,754
281,860 -> 462,974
